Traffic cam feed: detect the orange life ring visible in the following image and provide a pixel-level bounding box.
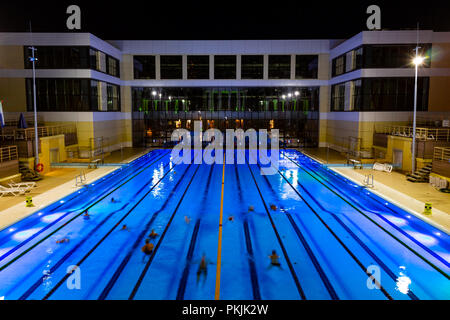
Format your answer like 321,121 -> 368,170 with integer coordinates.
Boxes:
35,163 -> 44,172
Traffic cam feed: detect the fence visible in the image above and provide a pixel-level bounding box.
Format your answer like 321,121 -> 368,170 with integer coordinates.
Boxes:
376,125 -> 450,141
0,146 -> 18,163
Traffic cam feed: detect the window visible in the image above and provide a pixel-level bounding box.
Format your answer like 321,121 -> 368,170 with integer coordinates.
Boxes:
187,55 -> 209,79
107,56 -> 120,77
26,78 -> 120,112
133,56 -> 156,79
331,77 -> 429,112
363,44 -> 431,68
214,55 -> 236,79
107,84 -> 120,111
24,46 -> 90,69
332,55 -> 346,77
295,55 -> 318,79
241,55 -> 264,79
268,55 -> 291,79
160,55 -> 183,79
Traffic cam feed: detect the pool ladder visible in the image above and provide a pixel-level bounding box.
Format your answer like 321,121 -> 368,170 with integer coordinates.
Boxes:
75,170 -> 87,187
363,174 -> 374,188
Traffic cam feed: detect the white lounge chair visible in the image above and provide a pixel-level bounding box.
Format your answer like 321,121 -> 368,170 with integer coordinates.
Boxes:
0,185 -> 27,197
8,181 -> 36,192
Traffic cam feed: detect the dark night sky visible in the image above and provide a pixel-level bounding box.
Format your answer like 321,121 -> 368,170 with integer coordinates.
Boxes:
1,1 -> 450,40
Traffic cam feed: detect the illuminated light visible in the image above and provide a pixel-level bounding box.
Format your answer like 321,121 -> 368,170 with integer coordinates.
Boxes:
151,91 -> 157,96
287,93 -> 292,98
60,200 -> 65,204
282,95 -> 286,99
409,232 -> 437,245
294,91 -> 300,96
41,213 -> 65,223
9,228 -> 15,232
406,215 -> 411,219
413,56 -> 425,66
12,228 -> 42,241
385,202 -> 389,205
395,273 -> 412,295
435,232 -> 441,236
38,212 -> 43,216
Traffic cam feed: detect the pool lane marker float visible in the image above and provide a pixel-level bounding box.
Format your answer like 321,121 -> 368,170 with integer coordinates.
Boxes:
214,153 -> 226,300
0,151 -> 171,273
256,152 -> 393,299
42,159 -> 189,300
246,162 -> 307,300
128,164 -> 201,300
283,151 -> 450,279
99,159 -> 198,300
234,164 -> 261,300
176,165 -> 214,300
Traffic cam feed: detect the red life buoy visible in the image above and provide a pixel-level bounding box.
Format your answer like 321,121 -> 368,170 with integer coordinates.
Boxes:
36,163 -> 44,172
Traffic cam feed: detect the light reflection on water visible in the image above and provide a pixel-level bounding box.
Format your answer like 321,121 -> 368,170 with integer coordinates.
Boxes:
395,266 -> 412,294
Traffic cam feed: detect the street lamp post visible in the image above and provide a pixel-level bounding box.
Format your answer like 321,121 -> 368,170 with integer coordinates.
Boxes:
411,50 -> 425,174
29,45 -> 39,167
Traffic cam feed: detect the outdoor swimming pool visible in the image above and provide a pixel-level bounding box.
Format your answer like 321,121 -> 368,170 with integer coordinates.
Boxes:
0,149 -> 448,300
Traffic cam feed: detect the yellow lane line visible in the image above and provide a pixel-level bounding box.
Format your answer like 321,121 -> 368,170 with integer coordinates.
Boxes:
214,155 -> 226,300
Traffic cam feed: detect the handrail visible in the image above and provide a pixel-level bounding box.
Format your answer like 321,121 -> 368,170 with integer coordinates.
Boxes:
376,125 -> 450,141
433,147 -> 450,162
0,124 -> 77,141
0,146 -> 18,162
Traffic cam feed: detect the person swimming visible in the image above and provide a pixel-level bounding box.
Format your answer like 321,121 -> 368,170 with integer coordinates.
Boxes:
270,204 -> 277,211
141,238 -> 154,262
248,205 -> 255,212
121,224 -> 128,231
56,238 -> 70,244
228,215 -> 234,222
196,253 -> 211,284
268,250 -> 282,269
83,211 -> 90,220
149,229 -> 159,238
184,216 -> 191,224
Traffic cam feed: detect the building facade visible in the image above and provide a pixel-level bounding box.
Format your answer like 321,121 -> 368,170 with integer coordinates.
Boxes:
0,30 -> 449,170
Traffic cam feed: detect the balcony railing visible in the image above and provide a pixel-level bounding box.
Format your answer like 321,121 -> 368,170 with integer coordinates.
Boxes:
0,124 -> 77,141
376,125 -> 450,141
0,145 -> 18,163
434,147 -> 450,162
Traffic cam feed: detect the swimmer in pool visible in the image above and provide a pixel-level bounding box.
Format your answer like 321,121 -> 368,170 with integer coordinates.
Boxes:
184,216 -> 191,224
196,253 -> 213,285
83,211 -> 90,220
248,205 -> 255,212
270,204 -> 277,211
149,229 -> 159,239
141,238 -> 154,262
121,224 -> 128,231
56,238 -> 70,244
228,215 -> 234,222
268,250 -> 282,269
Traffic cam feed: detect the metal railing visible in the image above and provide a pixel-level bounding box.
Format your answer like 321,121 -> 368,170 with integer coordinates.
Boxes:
0,124 -> 77,141
376,125 -> 450,141
0,146 -> 18,162
433,147 -> 450,162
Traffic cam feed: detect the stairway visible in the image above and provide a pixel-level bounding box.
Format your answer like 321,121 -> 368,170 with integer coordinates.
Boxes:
406,164 -> 432,183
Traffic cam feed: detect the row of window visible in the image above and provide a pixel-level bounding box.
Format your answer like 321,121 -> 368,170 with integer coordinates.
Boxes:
133,55 -> 319,80
132,87 -> 319,112
332,44 -> 432,77
331,77 -> 429,112
25,78 -> 120,112
24,46 -> 120,78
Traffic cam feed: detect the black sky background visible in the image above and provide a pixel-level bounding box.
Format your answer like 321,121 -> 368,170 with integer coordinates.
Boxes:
1,1 -> 450,40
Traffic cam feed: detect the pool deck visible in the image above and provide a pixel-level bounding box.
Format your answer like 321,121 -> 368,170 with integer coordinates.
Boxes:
300,147 -> 450,234
0,147 -> 152,231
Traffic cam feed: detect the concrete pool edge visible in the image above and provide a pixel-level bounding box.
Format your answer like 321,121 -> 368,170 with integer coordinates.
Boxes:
298,150 -> 450,236
0,149 -> 154,232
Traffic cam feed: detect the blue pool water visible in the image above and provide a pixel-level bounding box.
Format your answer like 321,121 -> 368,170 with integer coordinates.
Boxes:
0,149 -> 448,300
